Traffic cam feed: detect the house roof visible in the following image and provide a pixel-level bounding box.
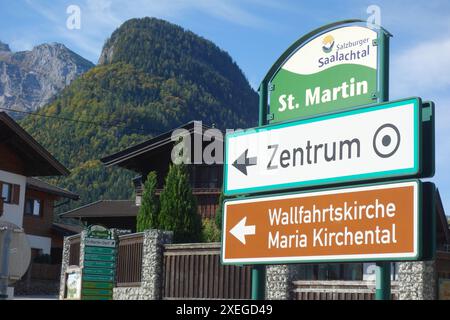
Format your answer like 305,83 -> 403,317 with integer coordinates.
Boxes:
26,177 -> 79,200
51,222 -> 83,236
59,200 -> 138,218
0,112 -> 69,176
100,121 -> 221,173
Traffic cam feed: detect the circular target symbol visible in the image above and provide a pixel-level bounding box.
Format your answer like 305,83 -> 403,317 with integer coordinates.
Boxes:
373,123 -> 401,158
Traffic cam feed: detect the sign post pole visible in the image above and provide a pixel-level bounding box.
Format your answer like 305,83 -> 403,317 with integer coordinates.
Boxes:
375,262 -> 391,300
251,82 -> 269,300
251,265 -> 266,300
0,228 -> 11,300
375,26 -> 391,301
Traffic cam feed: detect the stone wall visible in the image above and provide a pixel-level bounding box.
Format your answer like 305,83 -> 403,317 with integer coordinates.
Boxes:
266,261 -> 438,300
398,260 -> 437,300
113,229 -> 173,300
113,286 -> 142,300
265,264 -> 299,300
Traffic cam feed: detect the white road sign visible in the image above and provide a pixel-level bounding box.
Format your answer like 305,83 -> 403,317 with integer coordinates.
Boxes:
224,98 -> 421,195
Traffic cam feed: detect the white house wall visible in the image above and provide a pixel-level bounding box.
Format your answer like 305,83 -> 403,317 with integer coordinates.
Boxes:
26,234 -> 51,255
0,169 -> 26,228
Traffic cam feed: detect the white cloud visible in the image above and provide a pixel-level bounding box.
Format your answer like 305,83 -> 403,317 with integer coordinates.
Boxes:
25,0 -> 272,62
9,39 -> 34,52
57,26 -> 102,61
391,37 -> 450,98
25,0 -> 61,23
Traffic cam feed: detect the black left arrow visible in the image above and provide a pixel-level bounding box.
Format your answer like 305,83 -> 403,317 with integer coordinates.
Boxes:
232,149 -> 257,176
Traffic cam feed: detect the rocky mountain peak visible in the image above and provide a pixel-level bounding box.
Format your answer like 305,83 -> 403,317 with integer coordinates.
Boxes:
0,41 -> 94,114
0,41 -> 11,52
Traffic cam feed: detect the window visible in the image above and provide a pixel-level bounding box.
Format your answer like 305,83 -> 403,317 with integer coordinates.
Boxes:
0,182 -> 20,205
25,198 -> 42,216
1,183 -> 12,203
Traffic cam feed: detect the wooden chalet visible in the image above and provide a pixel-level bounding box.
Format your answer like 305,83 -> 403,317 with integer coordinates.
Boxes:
101,121 -> 223,219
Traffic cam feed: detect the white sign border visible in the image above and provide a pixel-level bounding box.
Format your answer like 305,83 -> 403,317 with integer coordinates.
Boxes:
224,98 -> 421,196
221,180 -> 420,265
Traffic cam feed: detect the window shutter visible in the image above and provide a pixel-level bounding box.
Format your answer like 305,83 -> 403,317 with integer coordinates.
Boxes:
12,184 -> 20,205
0,197 -> 3,216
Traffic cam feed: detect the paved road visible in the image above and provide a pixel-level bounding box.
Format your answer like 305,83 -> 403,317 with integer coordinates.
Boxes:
13,295 -> 58,300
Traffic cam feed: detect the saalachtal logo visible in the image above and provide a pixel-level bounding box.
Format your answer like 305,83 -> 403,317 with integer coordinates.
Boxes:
322,34 -> 335,53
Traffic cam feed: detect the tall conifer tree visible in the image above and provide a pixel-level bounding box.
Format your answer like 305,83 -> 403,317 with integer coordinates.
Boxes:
159,164 -> 201,242
136,171 -> 159,232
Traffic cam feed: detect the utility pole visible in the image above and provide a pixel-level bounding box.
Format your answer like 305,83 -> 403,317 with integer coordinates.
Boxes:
0,227 -> 12,300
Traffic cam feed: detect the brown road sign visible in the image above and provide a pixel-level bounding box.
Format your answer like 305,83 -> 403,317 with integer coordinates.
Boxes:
221,181 -> 421,264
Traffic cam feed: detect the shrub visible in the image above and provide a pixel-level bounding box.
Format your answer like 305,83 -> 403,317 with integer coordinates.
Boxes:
201,218 -> 221,242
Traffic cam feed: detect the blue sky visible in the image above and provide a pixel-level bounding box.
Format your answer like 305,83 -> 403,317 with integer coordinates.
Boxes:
1,0 -> 450,213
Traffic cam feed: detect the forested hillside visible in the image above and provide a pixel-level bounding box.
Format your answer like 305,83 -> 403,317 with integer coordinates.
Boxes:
20,17 -> 258,212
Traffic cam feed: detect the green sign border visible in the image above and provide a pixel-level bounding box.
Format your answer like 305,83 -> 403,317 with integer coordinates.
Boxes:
224,97 -> 422,196
221,179 -> 423,265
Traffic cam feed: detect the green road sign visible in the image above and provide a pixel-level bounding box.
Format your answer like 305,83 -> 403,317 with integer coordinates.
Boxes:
87,225 -> 112,239
260,20 -> 390,124
82,274 -> 114,282
82,288 -> 113,296
84,260 -> 115,269
83,268 -> 114,276
85,246 -> 116,255
82,281 -> 114,289
84,238 -> 116,248
82,295 -> 112,300
84,253 -> 116,262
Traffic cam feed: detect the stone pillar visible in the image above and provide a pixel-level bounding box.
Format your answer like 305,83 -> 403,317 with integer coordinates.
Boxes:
58,234 -> 75,300
139,229 -> 173,299
265,264 -> 299,300
79,230 -> 87,268
398,260 -> 437,300
114,229 -> 173,300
